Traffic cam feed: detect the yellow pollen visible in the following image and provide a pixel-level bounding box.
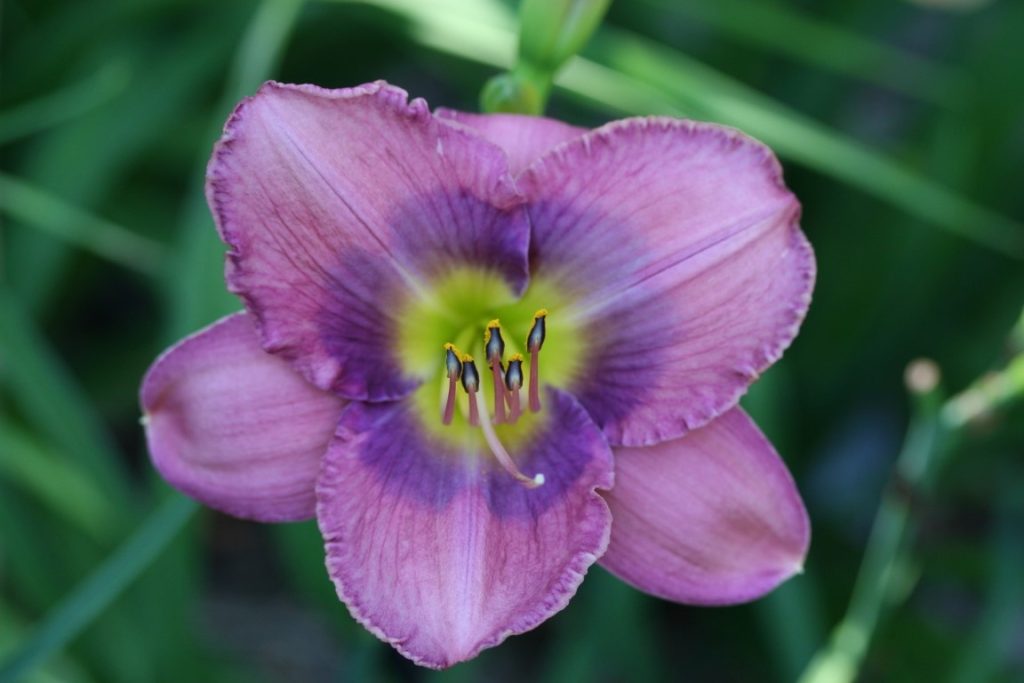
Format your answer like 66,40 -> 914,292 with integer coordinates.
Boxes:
509,353 -> 523,362
533,308 -> 548,319
460,352 -> 474,362
443,341 -> 465,355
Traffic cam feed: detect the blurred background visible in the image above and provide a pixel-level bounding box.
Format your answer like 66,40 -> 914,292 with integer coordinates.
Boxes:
2,0 -> 1023,681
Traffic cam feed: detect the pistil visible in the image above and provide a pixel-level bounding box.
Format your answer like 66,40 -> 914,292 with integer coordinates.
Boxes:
474,390 -> 545,489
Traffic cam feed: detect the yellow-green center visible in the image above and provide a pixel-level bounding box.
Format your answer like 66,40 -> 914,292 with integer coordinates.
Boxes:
396,266 -> 587,453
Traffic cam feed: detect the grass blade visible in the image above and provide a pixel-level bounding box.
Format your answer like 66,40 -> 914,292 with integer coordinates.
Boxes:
0,173 -> 166,276
0,495 -> 198,683
6,10 -> 241,313
638,0 -> 967,107
0,417 -> 117,542
0,287 -> 133,505
0,63 -> 131,145
589,28 -> 1024,259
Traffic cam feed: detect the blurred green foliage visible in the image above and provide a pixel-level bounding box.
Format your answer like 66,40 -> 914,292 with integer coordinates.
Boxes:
1,0 -> 1023,681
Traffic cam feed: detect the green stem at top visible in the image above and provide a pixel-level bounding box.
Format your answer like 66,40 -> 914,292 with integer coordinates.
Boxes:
481,0 -> 612,114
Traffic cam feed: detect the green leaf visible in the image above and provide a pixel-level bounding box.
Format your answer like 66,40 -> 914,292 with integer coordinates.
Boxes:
0,172 -> 166,276
4,10 -> 237,313
0,495 -> 198,683
639,0 -> 967,107
0,417 -> 117,542
587,28 -> 1024,259
0,287 -> 133,506
0,62 -> 131,145
0,606 -> 93,683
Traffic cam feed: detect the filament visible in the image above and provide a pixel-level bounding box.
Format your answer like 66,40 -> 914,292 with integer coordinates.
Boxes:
442,376 -> 458,425
528,348 -> 541,413
490,361 -> 507,424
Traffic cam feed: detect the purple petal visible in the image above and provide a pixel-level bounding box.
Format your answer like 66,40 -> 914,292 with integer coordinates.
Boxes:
141,312 -> 345,522
519,118 -> 815,446
316,388 -> 613,668
436,110 -> 586,175
208,81 -> 531,401
599,408 -> 809,605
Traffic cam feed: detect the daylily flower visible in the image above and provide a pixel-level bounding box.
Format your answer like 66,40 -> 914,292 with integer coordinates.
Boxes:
141,81 -> 815,669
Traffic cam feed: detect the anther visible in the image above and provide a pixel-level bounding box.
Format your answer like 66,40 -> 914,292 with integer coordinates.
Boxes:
484,319 -> 508,423
484,319 -> 505,362
527,309 -> 547,413
474,391 -> 545,489
441,343 -> 463,425
460,354 -> 481,426
504,354 -> 524,423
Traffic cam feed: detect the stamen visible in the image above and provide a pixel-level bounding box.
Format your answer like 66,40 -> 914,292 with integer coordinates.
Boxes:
474,390 -> 544,488
484,319 -> 505,362
527,309 -> 547,413
441,343 -> 462,425
461,355 -> 480,426
504,354 -> 524,423
485,319 -> 507,423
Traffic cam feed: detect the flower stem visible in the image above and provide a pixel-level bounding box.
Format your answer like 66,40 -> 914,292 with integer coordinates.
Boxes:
799,324 -> 1024,683
797,403 -> 945,683
480,0 -> 611,114
0,495 -> 198,683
